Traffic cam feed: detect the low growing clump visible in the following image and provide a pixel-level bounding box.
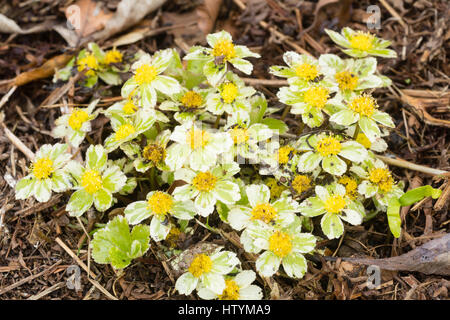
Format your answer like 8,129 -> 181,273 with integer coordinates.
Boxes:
15,28 -> 441,299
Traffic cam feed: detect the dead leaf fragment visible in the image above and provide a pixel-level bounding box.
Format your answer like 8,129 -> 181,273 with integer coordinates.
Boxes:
196,0 -> 223,34
343,234 -> 450,276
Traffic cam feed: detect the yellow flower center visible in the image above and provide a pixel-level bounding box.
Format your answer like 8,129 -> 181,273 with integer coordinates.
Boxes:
68,109 -> 89,130
292,175 -> 311,194
303,86 -> 329,109
220,83 -> 238,104
212,39 -> 236,62
324,195 -> 346,214
81,169 -> 103,194
316,136 -> 342,157
181,91 -> 203,108
147,191 -> 173,215
122,100 -> 138,114
278,146 -> 294,164
188,254 -> 212,278
295,63 -> 318,81
356,133 -> 372,149
335,71 -> 359,91
269,231 -> 292,258
114,124 -> 136,141
229,127 -> 249,145
192,171 -> 217,192
218,280 -> 240,300
134,64 -> 157,85
143,143 -> 166,164
104,49 -> 123,64
186,129 -> 210,150
77,54 -> 98,76
369,168 -> 393,192
338,176 -> 358,199
349,95 -> 377,118
266,178 -> 287,201
349,32 -> 374,51
251,203 -> 277,224
32,157 -> 54,180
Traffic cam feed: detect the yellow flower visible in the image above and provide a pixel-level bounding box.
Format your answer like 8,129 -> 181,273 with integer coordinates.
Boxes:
292,175 -> 311,194
143,143 -> 166,164
316,136 -> 342,157
134,64 -> 157,85
68,109 -> 89,130
295,63 -> 318,81
104,49 -> 123,64
269,231 -> 292,258
181,91 -> 203,108
220,83 -> 238,104
189,254 -> 212,278
192,172 -> 217,192
369,168 -> 393,192
147,191 -> 173,215
335,71 -> 358,91
229,127 -> 249,145
278,146 -> 294,164
251,203 -> 277,224
349,31 -> 374,51
324,195 -> 346,214
81,169 -> 103,194
115,124 -> 136,141
122,100 -> 138,114
212,39 -> 236,62
303,86 -> 329,109
338,176 -> 358,199
77,54 -> 98,77
32,157 -> 54,180
349,94 -> 377,118
219,280 -> 240,300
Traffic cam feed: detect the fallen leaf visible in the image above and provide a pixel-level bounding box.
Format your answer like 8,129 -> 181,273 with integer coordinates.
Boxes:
55,0 -> 167,47
12,54 -> 73,87
342,234 -> 450,276
66,0 -> 113,38
196,0 -> 223,34
0,13 -> 52,34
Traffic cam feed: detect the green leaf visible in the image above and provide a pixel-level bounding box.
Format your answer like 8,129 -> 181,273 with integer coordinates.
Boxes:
399,186 -> 442,207
387,198 -> 401,238
260,118 -> 288,134
91,216 -> 150,269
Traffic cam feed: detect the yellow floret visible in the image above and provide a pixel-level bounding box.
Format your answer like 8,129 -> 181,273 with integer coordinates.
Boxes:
32,157 -> 54,180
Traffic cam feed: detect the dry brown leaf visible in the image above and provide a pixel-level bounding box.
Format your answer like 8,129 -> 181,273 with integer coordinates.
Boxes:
67,0 -> 113,38
343,234 -> 450,276
12,54 -> 73,87
56,0 -> 166,47
196,0 -> 223,34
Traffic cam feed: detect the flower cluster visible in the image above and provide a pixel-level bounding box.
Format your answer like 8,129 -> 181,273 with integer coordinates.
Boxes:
54,43 -> 128,88
16,29 -> 411,300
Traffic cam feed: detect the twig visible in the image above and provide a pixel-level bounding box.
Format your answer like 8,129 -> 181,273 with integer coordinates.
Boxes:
55,236 -> 118,300
0,260 -> 62,296
379,0 -> 408,29
232,0 -> 312,56
0,85 -> 17,110
241,77 -> 287,87
1,123 -> 35,161
27,282 -> 66,300
377,155 -> 448,176
55,237 -> 97,278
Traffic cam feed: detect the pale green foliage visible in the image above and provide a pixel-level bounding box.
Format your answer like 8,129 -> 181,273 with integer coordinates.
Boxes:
91,216 -> 150,269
